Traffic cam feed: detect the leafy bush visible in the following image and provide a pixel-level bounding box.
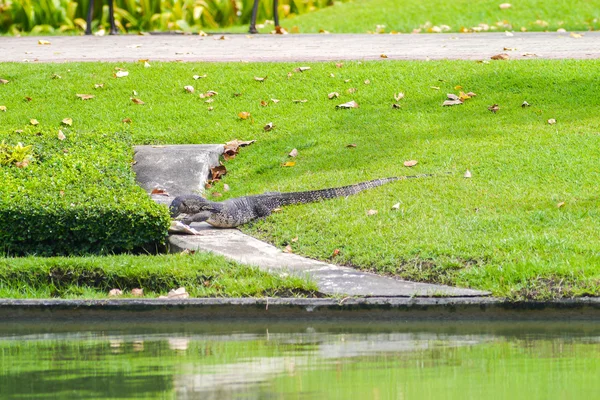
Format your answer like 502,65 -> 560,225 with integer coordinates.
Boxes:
0,128 -> 170,256
0,0 -> 338,34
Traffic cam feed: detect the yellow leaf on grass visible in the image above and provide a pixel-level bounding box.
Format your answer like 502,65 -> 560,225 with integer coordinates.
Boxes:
61,118 -> 72,126
282,161 -> 296,167
0,106 -> 6,112
238,111 -> 251,119
131,98 -> 145,105
30,119 -> 39,126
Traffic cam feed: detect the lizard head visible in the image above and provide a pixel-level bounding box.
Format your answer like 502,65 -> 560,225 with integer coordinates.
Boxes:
169,195 -> 219,217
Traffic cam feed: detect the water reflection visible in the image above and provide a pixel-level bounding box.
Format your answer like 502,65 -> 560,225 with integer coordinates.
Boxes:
0,322 -> 599,399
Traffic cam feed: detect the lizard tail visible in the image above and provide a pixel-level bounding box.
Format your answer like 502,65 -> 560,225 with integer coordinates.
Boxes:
276,173 -> 438,206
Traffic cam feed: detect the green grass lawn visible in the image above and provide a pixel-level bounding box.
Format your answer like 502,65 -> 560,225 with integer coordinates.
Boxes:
0,252 -> 317,298
1,59 -> 600,299
228,0 -> 600,34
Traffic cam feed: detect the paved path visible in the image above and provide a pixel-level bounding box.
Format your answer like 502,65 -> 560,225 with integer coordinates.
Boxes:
134,145 -> 489,298
2,32 -> 599,63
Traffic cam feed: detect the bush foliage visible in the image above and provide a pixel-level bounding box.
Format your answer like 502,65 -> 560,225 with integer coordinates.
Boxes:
0,128 -> 170,256
0,0 -> 337,34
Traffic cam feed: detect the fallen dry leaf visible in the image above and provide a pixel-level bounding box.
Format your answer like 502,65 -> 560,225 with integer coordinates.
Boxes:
294,66 -> 311,72
454,85 -> 463,90
447,93 -> 460,101
394,92 -> 405,101
282,161 -> 296,167
336,100 -> 359,109
57,130 -> 66,140
328,92 -> 340,99
264,122 -> 274,131
466,91 -> 477,97
0,79 -> 8,84
254,76 -> 267,82
184,85 -> 195,93
380,54 -> 388,58
0,106 -> 6,112
131,98 -> 145,105
287,72 -> 293,79
557,201 -> 565,208
108,289 -> 123,297
238,111 -> 251,119
167,287 -> 189,299
61,117 -> 72,126
521,101 -> 530,107
464,169 -> 472,178
210,165 -> 227,180
76,93 -> 94,100
292,99 -> 308,103
367,209 -> 378,216
24,97 -> 32,102
205,98 -> 214,103
223,139 -> 256,160
391,203 -> 400,210
319,29 -> 330,34
491,53 -> 510,60
51,74 -> 61,79
347,88 -> 357,94
403,160 -> 418,167
15,160 -> 30,168
346,143 -> 357,148
488,104 -> 500,113
570,32 -> 583,38
30,119 -> 39,126
193,74 -> 207,80
364,79 -> 371,85
94,83 -> 104,89
271,98 -> 280,103
336,63 -> 343,68
38,39 -> 51,45
392,103 -> 401,109
207,106 -> 214,111
151,188 -> 170,196
223,184 -> 230,192
275,26 -> 288,34
131,288 -> 144,297
522,53 -> 538,57
332,249 -> 340,257
212,192 -> 222,197
283,245 -> 293,253
260,100 -> 268,107
115,71 -> 129,78
442,99 -> 463,106
499,3 -> 512,9
122,118 -> 132,123
548,118 -> 557,125
144,61 -> 151,68
288,148 -> 298,157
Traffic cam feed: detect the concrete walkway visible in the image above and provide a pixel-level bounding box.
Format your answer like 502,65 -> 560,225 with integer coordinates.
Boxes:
133,145 -> 489,298
2,32 -> 599,63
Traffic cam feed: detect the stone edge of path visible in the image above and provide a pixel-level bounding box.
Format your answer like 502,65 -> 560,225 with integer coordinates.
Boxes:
1,297 -> 600,321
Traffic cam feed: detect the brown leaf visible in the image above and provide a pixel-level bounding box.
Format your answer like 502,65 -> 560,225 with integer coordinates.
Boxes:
403,160 -> 418,167
260,100 -> 268,107
131,288 -> 144,297
394,92 -> 405,101
76,93 -> 95,100
167,287 -> 189,299
108,289 -> 123,297
491,53 -> 510,60
184,85 -> 195,93
254,76 -> 267,82
283,245 -> 293,253
332,249 -> 340,257
547,118 -> 557,125
447,93 -> 460,101
131,98 -> 145,105
367,209 -> 378,216
210,165 -> 227,180
122,118 -> 132,123
336,100 -> 359,109
466,92 -> 477,97
61,118 -> 72,126
0,79 -> 9,84
282,161 -> 296,167
287,72 -> 293,79
212,192 -> 222,197
223,139 -> 256,160
488,104 -> 500,113
328,92 -> 340,99
275,26 -> 288,35
380,54 -> 388,58
24,97 -> 32,102
288,148 -> 298,157
294,66 -> 311,72
57,130 -> 66,140
151,188 -> 170,196
346,143 -> 357,148
264,122 -> 274,131
238,111 -> 251,119
442,99 -> 463,106
335,63 -> 343,68
15,160 -> 30,168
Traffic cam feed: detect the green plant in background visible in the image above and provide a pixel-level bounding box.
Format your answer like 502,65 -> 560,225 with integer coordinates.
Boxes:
0,0 -> 338,34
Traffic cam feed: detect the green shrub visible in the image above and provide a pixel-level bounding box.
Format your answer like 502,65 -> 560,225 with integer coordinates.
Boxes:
0,128 -> 170,256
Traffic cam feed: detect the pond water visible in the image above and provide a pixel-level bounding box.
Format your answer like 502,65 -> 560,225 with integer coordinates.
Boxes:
0,321 -> 598,399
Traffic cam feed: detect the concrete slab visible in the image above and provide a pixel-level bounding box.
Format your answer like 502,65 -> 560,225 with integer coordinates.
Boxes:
133,144 -> 223,206
1,32 -> 599,63
169,223 -> 489,297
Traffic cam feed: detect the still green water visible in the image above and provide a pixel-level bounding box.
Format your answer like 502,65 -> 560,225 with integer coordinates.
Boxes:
0,322 -> 598,399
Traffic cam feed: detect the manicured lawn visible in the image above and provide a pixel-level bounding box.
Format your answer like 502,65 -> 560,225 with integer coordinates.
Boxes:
2,59 -> 600,299
240,0 -> 600,34
0,253 -> 317,298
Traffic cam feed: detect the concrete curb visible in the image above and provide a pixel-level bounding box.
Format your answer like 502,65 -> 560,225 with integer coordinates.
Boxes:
1,297 -> 599,321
